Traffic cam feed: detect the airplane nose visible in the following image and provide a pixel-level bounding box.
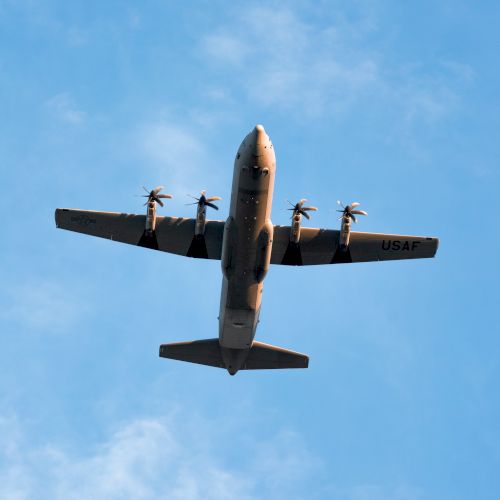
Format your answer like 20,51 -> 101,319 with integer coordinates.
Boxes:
253,124 -> 267,144
238,124 -> 273,161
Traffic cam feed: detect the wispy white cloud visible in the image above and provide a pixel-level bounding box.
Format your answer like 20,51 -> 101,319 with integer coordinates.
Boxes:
67,27 -> 88,47
139,122 -> 207,197
0,280 -> 87,331
388,60 -> 476,126
127,8 -> 141,29
201,7 -> 379,116
328,482 -> 423,500
0,414 -> 319,500
45,93 -> 86,125
204,87 -> 231,102
442,60 -> 476,85
203,34 -> 250,66
202,8 -> 377,113
200,5 -> 473,121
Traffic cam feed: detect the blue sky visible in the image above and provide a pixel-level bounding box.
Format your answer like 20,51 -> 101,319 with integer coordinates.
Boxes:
1,1 -> 499,499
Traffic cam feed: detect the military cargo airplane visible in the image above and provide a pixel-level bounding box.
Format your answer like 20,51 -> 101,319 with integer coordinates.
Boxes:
55,125 -> 438,375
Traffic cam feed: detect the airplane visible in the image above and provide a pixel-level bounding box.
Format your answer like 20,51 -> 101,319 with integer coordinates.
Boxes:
55,124 -> 439,375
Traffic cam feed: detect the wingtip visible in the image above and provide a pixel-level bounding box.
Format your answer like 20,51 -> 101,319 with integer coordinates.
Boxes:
426,236 -> 439,257
434,237 -> 440,255
54,208 -> 61,227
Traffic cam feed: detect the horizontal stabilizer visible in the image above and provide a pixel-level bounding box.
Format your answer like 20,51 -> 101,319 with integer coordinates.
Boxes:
244,341 -> 309,369
159,339 -> 308,373
159,339 -> 224,368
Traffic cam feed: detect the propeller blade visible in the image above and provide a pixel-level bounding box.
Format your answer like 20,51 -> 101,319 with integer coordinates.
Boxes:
205,202 -> 219,210
206,196 -> 222,202
152,186 -> 164,195
287,199 -> 316,219
157,194 -> 173,199
350,202 -> 360,208
351,210 -> 367,216
350,214 -> 357,223
337,200 -> 344,208
156,199 -> 164,207
142,186 -> 150,194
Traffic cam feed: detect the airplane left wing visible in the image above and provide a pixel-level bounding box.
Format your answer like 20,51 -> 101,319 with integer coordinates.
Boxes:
271,225 -> 438,265
55,209 -> 224,260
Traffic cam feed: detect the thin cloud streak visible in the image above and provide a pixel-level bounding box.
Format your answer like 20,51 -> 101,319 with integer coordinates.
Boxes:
200,6 -> 473,121
45,93 -> 86,125
200,6 -> 379,115
139,122 -> 207,198
0,414 -> 320,500
0,280 -> 88,332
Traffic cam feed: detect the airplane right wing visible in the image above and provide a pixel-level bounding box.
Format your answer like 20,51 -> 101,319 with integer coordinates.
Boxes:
271,226 -> 438,265
55,208 -> 224,260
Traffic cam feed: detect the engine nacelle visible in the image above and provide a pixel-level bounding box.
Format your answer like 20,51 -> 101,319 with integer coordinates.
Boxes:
145,201 -> 157,233
195,203 -> 207,236
339,215 -> 351,250
290,213 -> 302,243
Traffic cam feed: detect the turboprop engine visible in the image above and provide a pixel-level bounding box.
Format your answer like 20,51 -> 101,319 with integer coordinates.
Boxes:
287,199 -> 318,243
188,191 -> 222,235
141,186 -> 172,233
336,201 -> 368,250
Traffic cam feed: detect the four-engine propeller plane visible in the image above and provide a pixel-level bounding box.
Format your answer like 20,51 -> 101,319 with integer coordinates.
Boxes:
55,124 -> 439,375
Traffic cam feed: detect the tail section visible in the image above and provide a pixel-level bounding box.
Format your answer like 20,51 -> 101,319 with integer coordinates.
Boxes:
159,338 -> 308,375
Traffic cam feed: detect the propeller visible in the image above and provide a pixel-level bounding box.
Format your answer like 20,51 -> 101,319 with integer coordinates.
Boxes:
287,198 -> 318,220
141,186 -> 172,207
187,190 -> 222,210
336,200 -> 368,223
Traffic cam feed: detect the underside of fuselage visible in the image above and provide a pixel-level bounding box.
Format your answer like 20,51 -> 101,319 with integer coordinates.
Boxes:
218,124 -> 276,373
157,125 -> 308,375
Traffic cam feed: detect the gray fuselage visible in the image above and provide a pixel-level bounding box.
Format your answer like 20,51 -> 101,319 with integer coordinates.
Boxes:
218,125 -> 276,373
